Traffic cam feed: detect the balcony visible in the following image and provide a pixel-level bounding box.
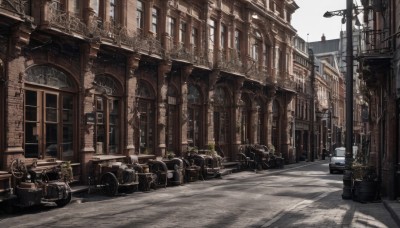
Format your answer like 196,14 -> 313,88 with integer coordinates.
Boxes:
358,29 -> 392,85
360,29 -> 392,57
167,40 -> 193,64
0,0 -> 29,16
45,1 -> 166,58
217,49 -> 245,75
277,79 -> 296,92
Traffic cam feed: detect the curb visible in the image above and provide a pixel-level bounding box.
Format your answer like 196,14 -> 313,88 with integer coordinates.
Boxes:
383,200 -> 400,227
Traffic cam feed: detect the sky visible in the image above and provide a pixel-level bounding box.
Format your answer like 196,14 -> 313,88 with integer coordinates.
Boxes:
292,0 -> 347,42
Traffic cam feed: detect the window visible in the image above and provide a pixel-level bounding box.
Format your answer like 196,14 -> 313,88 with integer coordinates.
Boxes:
167,85 -> 179,152
136,81 -> 156,154
137,1 -> 144,30
264,44 -> 270,67
251,43 -> 259,62
221,24 -> 227,50
95,96 -> 120,154
208,19 -> 215,50
90,0 -> 99,14
69,0 -> 81,15
180,21 -> 187,44
234,29 -> 241,54
214,87 -> 230,145
24,66 -> 76,161
151,7 -> 159,34
192,27 -> 198,48
110,0 -> 116,23
187,85 -> 202,148
93,75 -> 122,155
168,17 -> 176,38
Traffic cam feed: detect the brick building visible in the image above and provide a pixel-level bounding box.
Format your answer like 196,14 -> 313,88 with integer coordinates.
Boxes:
358,0 -> 400,199
0,0 -> 299,182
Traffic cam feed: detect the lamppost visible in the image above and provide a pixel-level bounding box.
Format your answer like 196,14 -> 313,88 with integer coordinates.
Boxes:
308,48 -> 315,162
324,0 -> 355,200
323,0 -> 354,169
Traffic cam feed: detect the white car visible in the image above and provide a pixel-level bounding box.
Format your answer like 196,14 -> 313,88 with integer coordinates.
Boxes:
329,147 -> 346,174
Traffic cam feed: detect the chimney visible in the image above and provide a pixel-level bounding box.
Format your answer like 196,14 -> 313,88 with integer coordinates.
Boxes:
321,34 -> 326,42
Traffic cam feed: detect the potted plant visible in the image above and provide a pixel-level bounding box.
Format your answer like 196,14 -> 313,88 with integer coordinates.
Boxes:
351,162 -> 379,202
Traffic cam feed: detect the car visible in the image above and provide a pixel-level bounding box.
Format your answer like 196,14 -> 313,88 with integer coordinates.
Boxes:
329,147 -> 346,173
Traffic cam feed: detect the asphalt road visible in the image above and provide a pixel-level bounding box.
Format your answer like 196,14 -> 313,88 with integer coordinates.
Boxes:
0,160 -> 397,228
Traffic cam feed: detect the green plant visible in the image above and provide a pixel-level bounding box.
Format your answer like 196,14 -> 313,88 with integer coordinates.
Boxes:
351,162 -> 377,181
167,151 -> 175,160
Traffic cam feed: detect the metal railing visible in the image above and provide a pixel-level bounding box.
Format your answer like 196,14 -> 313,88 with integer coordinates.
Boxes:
361,29 -> 392,56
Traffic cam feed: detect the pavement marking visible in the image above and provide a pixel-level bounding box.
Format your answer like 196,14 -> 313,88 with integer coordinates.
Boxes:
261,191 -> 330,227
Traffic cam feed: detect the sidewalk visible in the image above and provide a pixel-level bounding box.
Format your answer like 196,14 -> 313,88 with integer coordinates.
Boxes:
383,199 -> 400,227
261,189 -> 398,228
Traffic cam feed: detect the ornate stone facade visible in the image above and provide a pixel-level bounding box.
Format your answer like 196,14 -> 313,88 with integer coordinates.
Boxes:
0,0 -> 299,180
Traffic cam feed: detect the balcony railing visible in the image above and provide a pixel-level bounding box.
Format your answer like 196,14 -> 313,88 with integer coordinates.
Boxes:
168,42 -> 193,63
47,1 -> 165,57
48,3 -> 86,35
0,0 -> 30,16
276,75 -> 296,91
361,29 -> 391,56
217,49 -> 245,75
192,46 -> 212,69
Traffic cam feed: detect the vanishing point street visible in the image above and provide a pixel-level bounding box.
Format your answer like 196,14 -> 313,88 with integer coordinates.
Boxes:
0,160 -> 396,228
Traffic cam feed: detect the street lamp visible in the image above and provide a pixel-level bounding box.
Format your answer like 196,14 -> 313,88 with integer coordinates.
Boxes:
324,0 -> 354,200
308,48 -> 315,162
323,0 -> 354,170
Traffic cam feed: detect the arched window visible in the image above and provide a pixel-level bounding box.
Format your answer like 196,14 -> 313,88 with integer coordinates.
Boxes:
136,81 -> 156,154
93,75 -> 122,155
214,87 -> 231,146
187,85 -> 203,148
24,65 -> 77,160
167,85 -> 179,152
240,94 -> 251,144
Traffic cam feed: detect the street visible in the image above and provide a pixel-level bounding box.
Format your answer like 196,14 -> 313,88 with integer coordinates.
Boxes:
0,160 -> 397,228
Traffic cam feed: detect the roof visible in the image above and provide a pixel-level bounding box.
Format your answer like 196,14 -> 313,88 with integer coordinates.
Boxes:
308,39 -> 340,54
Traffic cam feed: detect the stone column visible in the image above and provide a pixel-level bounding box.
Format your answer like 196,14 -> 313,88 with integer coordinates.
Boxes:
157,61 -> 171,158
180,65 -> 193,156
125,54 -> 141,155
207,69 -> 220,146
265,88 -> 276,148
281,94 -> 296,163
80,42 -> 100,183
250,102 -> 258,144
232,78 -> 244,158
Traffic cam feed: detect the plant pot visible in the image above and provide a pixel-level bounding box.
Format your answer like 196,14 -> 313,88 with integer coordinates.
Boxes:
353,180 -> 378,202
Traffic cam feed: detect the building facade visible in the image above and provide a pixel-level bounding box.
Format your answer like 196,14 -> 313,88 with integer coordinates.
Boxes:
0,0 -> 299,181
358,0 -> 399,199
